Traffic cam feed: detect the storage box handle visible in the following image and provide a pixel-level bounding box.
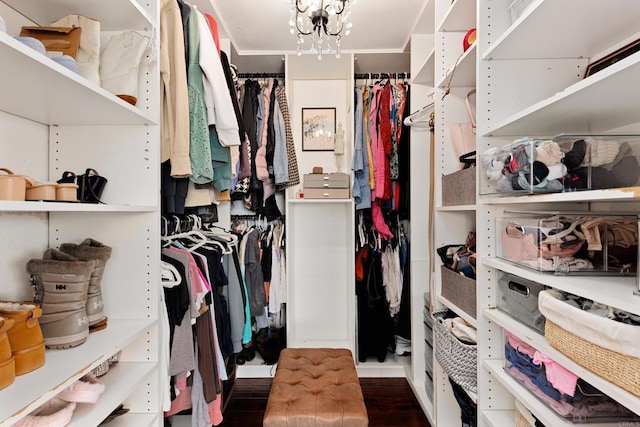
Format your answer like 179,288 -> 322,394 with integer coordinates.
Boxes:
508,280 -> 530,297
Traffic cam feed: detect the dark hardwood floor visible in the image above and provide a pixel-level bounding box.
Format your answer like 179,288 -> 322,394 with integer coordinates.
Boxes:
217,377 -> 431,427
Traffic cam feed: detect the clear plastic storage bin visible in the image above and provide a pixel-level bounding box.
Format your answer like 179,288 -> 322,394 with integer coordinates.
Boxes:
481,134 -> 640,195
503,329 -> 639,423
497,212 -> 638,274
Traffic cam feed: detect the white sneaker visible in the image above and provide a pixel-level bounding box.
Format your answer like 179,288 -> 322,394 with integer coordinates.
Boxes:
395,335 -> 411,356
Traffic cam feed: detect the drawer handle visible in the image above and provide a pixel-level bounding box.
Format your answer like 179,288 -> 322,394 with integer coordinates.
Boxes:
323,183 -> 329,187
323,176 -> 329,180
323,192 -> 330,197
508,280 -> 530,297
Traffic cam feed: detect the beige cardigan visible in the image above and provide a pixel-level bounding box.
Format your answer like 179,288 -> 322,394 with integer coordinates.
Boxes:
160,0 -> 192,177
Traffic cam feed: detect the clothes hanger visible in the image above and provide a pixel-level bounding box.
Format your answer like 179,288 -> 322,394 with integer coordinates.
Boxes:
161,261 -> 182,288
161,229 -> 208,251
404,101 -> 434,126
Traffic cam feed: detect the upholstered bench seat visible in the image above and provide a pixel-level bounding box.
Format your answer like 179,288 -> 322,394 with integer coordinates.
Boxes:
264,348 -> 369,427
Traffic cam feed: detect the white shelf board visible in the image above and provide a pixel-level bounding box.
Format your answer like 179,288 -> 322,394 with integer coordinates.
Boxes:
482,257 -> 640,315
0,33 -> 157,126
484,308 -> 640,415
104,414 -> 157,427
437,294 -> 477,328
69,362 -> 156,426
288,198 -> 354,204
413,48 -> 435,84
483,0 -> 640,60
0,318 -> 156,425
437,43 -> 476,89
0,201 -> 157,212
484,359 -> 628,427
482,409 -> 515,427
483,51 -> 640,136
437,0 -> 476,32
2,0 -> 153,30
356,356 -> 410,378
437,204 -> 476,211
480,187 -> 640,204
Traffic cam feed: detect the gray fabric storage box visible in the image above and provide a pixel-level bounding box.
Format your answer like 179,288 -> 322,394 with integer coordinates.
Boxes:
442,167 -> 476,206
497,272 -> 546,334
440,265 -> 476,320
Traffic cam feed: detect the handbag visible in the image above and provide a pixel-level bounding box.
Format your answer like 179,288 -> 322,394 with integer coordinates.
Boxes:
57,168 -> 107,203
450,89 -> 477,169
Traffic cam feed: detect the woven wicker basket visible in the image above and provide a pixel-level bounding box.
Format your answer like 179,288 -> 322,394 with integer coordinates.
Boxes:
545,320 -> 640,397
433,309 -> 477,393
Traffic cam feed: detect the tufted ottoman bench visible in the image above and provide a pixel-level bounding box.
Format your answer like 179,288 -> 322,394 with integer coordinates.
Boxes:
263,348 -> 369,426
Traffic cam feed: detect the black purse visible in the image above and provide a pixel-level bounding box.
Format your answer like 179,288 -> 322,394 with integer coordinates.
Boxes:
57,168 -> 107,203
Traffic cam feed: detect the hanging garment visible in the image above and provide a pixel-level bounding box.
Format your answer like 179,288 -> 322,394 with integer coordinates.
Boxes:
160,0 -> 191,177
185,6 -> 213,184
352,86 -> 372,210
356,246 -> 394,363
275,86 -> 301,188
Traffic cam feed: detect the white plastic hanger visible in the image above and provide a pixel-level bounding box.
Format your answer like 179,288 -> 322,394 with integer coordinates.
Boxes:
161,261 -> 182,288
404,101 -> 434,126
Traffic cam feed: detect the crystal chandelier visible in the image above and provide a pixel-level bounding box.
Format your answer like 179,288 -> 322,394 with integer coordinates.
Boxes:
289,0 -> 354,60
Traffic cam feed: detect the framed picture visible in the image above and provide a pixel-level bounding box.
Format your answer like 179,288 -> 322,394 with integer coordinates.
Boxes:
302,107 -> 336,151
584,38 -> 640,78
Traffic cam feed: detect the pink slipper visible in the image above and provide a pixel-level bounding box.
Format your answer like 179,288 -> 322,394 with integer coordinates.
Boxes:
58,373 -> 105,403
14,398 -> 76,427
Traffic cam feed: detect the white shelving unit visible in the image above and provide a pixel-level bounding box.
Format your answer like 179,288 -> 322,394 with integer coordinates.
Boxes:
284,54 -> 357,354
0,1 -> 161,425
406,1 -> 436,424
476,1 -> 640,426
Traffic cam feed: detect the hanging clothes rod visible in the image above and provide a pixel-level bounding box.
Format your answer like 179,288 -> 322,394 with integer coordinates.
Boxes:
353,72 -> 411,80
236,72 -> 285,78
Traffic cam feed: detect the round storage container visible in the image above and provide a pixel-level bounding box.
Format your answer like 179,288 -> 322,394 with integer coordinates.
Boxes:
26,183 -> 57,201
0,168 -> 29,201
55,183 -> 79,202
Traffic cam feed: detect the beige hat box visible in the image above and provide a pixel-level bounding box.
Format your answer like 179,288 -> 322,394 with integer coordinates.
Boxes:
302,172 -> 350,199
480,134 -> 640,195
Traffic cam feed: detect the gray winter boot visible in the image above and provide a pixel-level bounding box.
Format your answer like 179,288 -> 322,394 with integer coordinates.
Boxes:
59,238 -> 111,331
26,249 -> 95,349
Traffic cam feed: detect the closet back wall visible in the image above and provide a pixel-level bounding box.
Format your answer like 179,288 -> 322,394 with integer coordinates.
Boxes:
291,79 -> 350,186
0,111 -> 49,301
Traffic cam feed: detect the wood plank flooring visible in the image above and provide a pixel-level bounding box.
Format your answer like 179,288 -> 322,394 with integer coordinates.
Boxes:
215,377 -> 431,427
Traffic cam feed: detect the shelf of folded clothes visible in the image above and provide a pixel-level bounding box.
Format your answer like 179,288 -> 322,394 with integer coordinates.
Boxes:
503,329 -> 639,424
496,212 -> 638,275
480,134 -> 640,195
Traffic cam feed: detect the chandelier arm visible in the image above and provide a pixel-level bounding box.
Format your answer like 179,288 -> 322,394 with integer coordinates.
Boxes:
325,21 -> 344,37
296,17 -> 313,36
331,0 -> 347,15
295,0 -> 309,14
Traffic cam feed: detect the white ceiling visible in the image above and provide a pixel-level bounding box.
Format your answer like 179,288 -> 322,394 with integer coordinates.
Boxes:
198,0 -> 434,72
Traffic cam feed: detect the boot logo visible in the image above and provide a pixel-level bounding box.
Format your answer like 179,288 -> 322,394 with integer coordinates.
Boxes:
55,284 -> 67,290
78,316 -> 88,326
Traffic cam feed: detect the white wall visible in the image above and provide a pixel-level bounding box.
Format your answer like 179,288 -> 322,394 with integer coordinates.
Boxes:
291,79 -> 350,193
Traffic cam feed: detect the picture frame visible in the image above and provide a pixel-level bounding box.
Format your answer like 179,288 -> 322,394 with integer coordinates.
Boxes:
584,38 -> 640,78
302,107 -> 336,151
